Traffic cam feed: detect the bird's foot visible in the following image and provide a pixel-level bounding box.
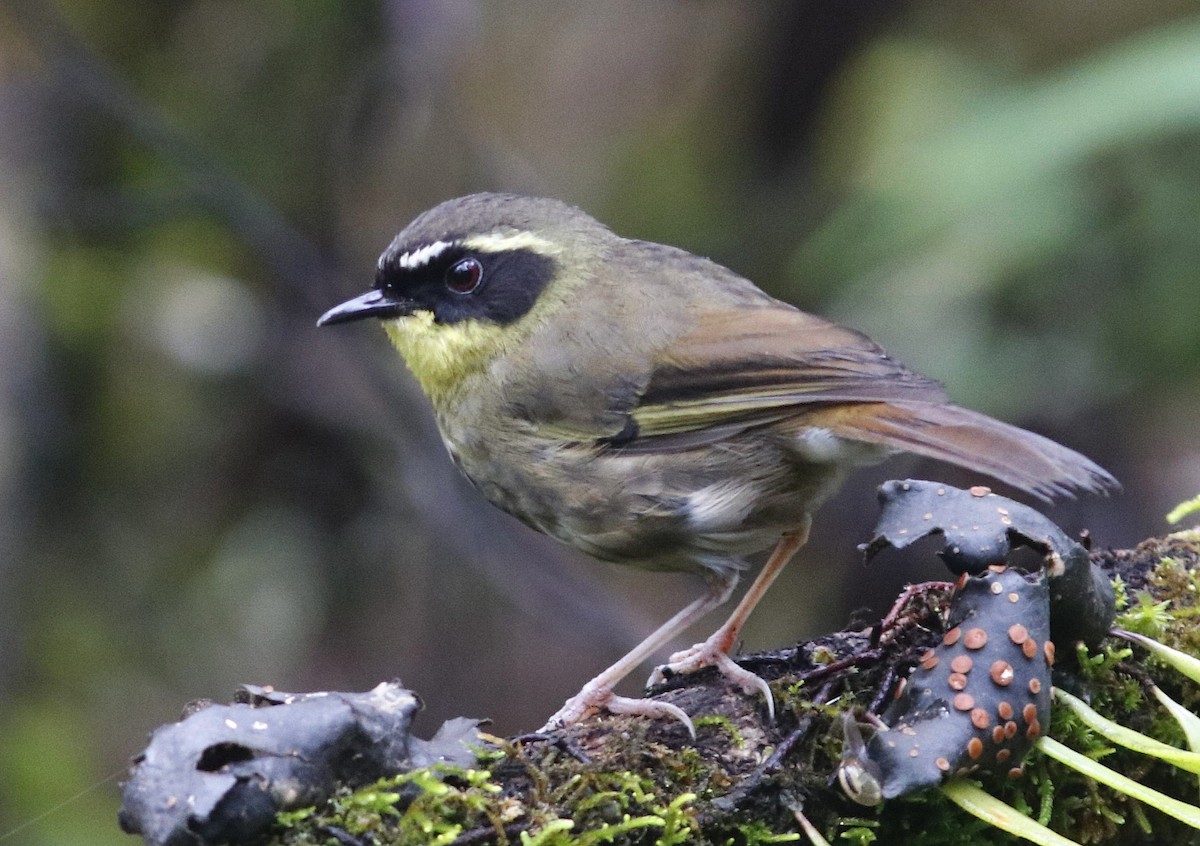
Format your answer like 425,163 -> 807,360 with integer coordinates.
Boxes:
540,679 -> 695,738
647,636 -> 775,720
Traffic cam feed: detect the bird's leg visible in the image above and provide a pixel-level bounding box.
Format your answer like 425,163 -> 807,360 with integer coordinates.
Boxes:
540,574 -> 738,737
647,516 -> 812,720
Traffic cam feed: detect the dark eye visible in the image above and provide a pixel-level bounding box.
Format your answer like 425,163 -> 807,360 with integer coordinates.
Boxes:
445,257 -> 483,294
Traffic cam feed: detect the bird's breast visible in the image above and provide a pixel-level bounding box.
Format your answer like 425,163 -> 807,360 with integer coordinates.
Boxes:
435,417 -> 855,576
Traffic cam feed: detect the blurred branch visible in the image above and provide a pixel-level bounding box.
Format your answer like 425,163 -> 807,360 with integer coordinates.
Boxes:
4,0 -> 648,649
4,0 -> 333,305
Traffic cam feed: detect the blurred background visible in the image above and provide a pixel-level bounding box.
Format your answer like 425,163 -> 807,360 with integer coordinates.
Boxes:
1,1 -> 1198,842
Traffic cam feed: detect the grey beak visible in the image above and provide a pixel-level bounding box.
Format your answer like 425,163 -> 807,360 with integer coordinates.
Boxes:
317,290 -> 411,326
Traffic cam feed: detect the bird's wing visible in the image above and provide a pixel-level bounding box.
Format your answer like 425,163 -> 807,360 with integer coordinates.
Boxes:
624,304 -> 948,439
611,303 -> 1117,501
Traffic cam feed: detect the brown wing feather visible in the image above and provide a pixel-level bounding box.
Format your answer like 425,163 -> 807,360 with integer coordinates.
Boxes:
643,307 -> 947,406
630,305 -> 948,436
620,303 -> 1117,501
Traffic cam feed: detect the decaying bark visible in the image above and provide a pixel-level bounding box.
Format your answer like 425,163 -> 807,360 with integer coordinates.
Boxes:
260,530 -> 1200,840
249,530 -> 1200,846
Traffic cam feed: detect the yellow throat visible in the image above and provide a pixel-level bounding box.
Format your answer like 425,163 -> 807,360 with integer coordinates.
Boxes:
382,311 -> 512,407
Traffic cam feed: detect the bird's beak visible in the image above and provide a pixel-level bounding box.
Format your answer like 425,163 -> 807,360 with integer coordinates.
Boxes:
317,290 -> 412,326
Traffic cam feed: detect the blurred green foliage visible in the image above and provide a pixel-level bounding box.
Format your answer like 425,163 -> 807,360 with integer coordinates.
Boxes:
800,22 -> 1200,416
0,2 -> 1197,843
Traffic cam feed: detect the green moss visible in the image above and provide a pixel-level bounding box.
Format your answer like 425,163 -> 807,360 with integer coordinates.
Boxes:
835,820 -> 879,845
811,542 -> 1200,846
774,680 -> 809,721
695,715 -> 746,749
1116,593 -> 1174,638
732,820 -> 802,843
269,754 -> 710,846
268,539 -> 1200,846
267,764 -> 507,846
1166,495 -> 1200,526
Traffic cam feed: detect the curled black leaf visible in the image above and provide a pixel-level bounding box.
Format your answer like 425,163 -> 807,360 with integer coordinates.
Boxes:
119,682 -> 481,846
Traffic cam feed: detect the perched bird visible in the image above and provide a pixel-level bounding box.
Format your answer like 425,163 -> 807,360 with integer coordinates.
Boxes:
319,193 -> 1117,735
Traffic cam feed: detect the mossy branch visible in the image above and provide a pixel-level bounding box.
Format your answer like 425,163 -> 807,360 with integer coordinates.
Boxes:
264,532 -> 1200,846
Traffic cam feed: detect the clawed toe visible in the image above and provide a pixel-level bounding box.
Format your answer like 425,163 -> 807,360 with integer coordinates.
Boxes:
536,535 -> 805,739
541,682 -> 696,738
606,695 -> 695,738
648,640 -> 775,720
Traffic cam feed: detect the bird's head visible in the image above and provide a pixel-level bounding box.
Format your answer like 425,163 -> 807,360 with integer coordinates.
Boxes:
318,193 -> 610,404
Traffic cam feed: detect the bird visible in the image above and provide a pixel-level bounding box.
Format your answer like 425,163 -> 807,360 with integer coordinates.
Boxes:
318,192 -> 1117,736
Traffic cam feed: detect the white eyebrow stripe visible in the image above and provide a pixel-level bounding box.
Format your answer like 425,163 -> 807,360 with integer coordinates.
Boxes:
397,240 -> 454,270
462,231 -> 557,255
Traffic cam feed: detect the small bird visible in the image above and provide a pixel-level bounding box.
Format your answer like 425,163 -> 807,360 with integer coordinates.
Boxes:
319,193 -> 1117,735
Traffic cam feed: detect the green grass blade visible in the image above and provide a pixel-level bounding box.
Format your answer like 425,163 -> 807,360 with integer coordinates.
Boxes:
1037,737 -> 1200,830
940,778 -> 1083,846
1053,687 -> 1200,773
1150,685 -> 1200,801
1151,685 -> 1200,751
1112,630 -> 1200,684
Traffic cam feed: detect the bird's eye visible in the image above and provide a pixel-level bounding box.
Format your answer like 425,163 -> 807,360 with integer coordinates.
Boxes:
445,257 -> 483,294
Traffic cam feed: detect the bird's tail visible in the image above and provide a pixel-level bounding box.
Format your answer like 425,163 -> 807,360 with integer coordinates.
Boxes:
805,401 -> 1119,503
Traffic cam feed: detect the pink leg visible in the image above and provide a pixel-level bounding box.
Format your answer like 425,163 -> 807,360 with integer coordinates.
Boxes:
647,517 -> 812,721
541,574 -> 738,737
